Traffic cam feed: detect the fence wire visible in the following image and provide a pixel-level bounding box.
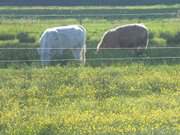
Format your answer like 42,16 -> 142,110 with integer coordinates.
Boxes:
0,12 -> 178,18
0,57 -> 180,63
0,47 -> 180,63
0,46 -> 180,50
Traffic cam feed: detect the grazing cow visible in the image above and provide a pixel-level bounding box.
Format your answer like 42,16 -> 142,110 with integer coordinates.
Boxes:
38,25 -> 86,65
97,24 -> 149,55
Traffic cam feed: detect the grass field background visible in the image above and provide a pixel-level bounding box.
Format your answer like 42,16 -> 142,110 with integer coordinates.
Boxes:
0,5 -> 180,67
0,64 -> 180,135
0,5 -> 180,135
1,18 -> 180,67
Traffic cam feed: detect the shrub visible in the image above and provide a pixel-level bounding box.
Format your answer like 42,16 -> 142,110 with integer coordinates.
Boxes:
160,31 -> 180,45
149,31 -> 154,39
173,32 -> 180,44
150,37 -> 167,47
160,32 -> 175,44
0,33 -> 15,41
0,42 -> 39,68
16,32 -> 36,43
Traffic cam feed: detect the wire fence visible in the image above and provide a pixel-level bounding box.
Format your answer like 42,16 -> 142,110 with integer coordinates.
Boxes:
0,12 -> 179,20
0,10 -> 180,64
0,57 -> 180,63
0,46 -> 180,50
0,12 -> 177,17
0,47 -> 180,63
0,8 -> 179,114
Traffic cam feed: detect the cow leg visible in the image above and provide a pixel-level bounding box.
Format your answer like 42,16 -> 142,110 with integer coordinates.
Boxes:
135,46 -> 145,56
41,50 -> 52,66
72,49 -> 81,62
58,49 -> 66,64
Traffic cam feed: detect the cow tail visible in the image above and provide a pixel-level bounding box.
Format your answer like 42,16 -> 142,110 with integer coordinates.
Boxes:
77,25 -> 86,64
83,29 -> 86,64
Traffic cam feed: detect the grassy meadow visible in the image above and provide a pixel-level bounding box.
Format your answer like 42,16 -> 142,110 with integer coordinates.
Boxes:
0,5 -> 180,67
0,18 -> 180,67
0,64 -> 180,135
0,5 -> 180,135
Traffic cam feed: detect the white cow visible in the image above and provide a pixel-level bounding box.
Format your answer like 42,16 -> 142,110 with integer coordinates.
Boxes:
38,25 -> 86,65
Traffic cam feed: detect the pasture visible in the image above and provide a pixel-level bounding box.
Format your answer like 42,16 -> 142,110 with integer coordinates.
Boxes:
0,5 -> 180,135
0,65 -> 180,135
0,6 -> 180,66
0,18 -> 180,67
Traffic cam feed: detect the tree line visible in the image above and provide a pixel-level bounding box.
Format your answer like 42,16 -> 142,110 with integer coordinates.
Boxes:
0,0 -> 180,6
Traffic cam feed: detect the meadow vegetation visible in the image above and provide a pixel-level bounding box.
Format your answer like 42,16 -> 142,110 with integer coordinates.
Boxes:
0,6 -> 179,135
0,18 -> 180,67
0,64 -> 180,135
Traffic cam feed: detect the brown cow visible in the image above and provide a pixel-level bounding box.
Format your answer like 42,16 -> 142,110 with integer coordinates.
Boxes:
97,24 -> 149,54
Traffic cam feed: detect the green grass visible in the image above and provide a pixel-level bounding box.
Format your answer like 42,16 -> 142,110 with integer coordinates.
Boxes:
0,5 -> 180,48
0,64 -> 179,135
0,5 -> 179,15
0,18 -> 180,67
0,18 -> 180,45
0,6 -> 179,135
1,4 -> 180,10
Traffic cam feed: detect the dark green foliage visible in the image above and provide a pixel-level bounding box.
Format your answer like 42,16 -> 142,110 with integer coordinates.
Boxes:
0,5 -> 178,20
149,31 -> 155,40
38,124 -> 58,135
0,0 -> 180,6
160,32 -> 175,44
0,33 -> 15,41
173,32 -> 180,44
16,32 -> 36,43
0,42 -> 39,68
160,32 -> 180,45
